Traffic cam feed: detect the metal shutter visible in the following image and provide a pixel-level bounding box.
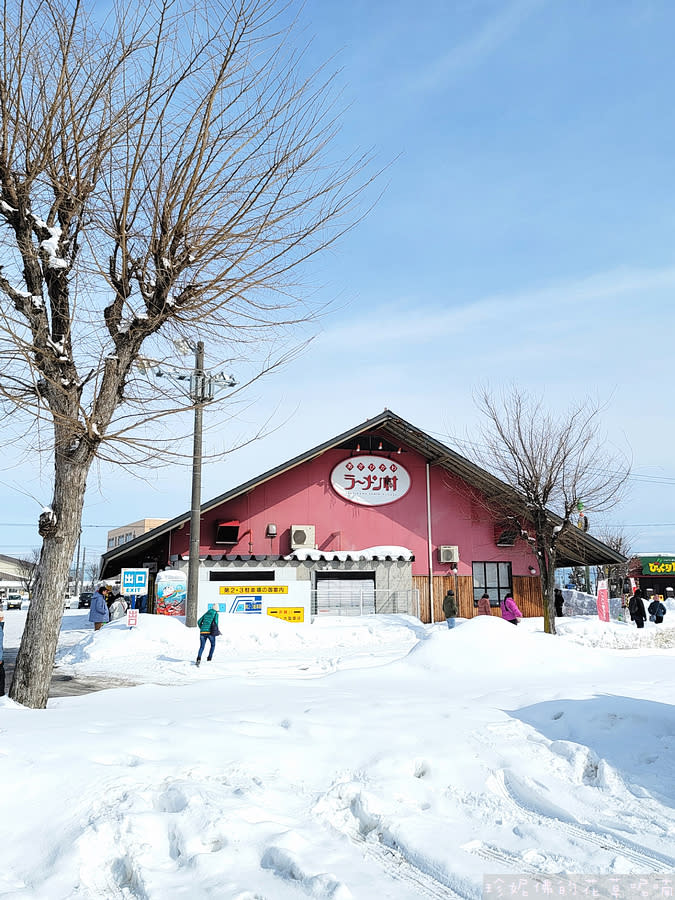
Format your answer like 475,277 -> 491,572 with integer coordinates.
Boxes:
315,576 -> 375,616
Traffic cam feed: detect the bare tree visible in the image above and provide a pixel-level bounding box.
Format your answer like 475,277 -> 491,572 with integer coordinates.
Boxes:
472,387 -> 630,635
1,0 -> 372,707
16,548 -> 40,598
85,562 -> 101,591
594,529 -> 632,597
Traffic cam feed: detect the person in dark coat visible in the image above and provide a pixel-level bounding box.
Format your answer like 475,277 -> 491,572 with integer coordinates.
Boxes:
443,589 -> 458,629
554,588 -> 565,617
629,589 -> 647,629
196,607 -> 220,665
648,598 -> 667,624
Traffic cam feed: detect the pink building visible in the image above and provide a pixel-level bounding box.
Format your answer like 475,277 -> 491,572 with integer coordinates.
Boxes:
101,410 -> 622,622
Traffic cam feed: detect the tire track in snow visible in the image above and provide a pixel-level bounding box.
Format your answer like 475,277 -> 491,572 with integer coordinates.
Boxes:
349,827 -> 471,899
487,768 -> 675,872
315,785 -> 476,900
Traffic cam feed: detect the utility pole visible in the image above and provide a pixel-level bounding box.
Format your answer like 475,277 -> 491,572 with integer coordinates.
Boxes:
73,533 -> 81,596
79,547 -> 87,593
187,341 -> 205,628
150,341 -> 236,627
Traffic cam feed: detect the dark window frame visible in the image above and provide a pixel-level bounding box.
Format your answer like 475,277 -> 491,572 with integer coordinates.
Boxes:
215,520 -> 240,545
208,570 -> 275,582
472,561 -> 512,607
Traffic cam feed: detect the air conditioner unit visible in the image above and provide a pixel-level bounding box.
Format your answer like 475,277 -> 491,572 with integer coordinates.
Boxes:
438,545 -> 459,564
291,524 -> 316,550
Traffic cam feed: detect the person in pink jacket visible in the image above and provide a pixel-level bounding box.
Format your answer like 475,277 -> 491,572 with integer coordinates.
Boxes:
500,593 -> 523,625
477,593 -> 492,616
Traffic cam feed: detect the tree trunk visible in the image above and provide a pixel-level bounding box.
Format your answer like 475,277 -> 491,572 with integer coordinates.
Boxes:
10,457 -> 89,709
537,524 -> 557,636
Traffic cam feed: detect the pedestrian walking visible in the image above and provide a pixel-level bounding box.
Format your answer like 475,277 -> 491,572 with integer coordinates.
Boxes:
196,607 -> 221,665
500,593 -> 523,625
476,593 -> 492,616
89,584 -> 110,631
648,598 -> 667,625
443,589 -> 458,629
629,588 -> 647,629
108,593 -> 128,621
554,588 -> 565,617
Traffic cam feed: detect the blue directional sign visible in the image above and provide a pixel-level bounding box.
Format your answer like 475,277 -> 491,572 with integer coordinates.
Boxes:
120,567 -> 149,596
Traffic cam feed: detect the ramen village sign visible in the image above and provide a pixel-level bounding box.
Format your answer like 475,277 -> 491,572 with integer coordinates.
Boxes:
330,455 -> 411,506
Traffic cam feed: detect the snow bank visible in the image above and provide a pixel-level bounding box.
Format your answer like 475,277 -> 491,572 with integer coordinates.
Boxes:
56,612 -> 421,683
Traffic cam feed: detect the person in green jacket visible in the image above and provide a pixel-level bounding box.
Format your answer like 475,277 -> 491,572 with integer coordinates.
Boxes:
443,589 -> 458,629
196,607 -> 220,666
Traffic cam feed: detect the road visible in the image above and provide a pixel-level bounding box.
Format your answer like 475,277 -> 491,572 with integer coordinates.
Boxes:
3,647 -> 134,698
2,608 -> 136,699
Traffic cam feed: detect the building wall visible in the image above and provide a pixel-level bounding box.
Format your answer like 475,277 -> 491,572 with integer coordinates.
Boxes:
173,556 -> 418,615
168,442 -> 538,578
107,518 -> 168,550
414,574 -> 543,624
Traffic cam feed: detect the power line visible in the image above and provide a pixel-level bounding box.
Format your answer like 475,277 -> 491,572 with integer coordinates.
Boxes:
426,427 -> 675,486
0,522 -> 116,528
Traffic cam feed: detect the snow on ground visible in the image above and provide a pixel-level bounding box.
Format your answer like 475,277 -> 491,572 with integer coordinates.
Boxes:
2,609 -> 675,899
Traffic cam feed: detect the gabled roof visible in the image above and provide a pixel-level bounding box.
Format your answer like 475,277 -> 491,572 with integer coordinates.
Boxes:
100,409 -> 625,575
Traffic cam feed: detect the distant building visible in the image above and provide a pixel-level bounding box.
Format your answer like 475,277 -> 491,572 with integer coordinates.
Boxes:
0,553 -> 30,593
628,553 -> 675,597
106,519 -> 168,552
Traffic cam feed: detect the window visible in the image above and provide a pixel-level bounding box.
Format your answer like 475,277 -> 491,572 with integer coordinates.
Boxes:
209,571 -> 274,582
472,561 -> 512,607
215,520 -> 240,544
107,538 -> 115,549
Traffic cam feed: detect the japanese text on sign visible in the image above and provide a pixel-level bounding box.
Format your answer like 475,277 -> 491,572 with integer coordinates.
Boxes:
120,568 -> 149,595
267,607 -> 305,623
219,585 -> 288,594
126,609 -> 139,628
330,455 -> 411,506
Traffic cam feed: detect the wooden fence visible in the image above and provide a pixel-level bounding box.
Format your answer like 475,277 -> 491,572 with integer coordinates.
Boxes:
413,574 -> 543,624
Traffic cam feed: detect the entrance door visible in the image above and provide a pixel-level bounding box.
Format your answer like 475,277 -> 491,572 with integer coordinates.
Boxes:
315,574 -> 375,616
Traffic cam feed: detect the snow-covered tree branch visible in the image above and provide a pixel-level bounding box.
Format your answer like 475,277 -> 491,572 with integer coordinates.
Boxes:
0,0 -> 373,707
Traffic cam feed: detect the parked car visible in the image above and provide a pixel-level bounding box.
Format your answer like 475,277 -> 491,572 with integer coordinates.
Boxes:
6,592 -> 23,609
78,591 -> 93,609
64,596 -> 78,610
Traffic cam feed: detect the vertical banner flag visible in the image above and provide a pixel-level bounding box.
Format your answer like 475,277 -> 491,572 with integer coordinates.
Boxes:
597,579 -> 610,623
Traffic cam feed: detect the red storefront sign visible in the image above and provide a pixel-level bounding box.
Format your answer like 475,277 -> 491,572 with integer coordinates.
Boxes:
330,455 -> 411,506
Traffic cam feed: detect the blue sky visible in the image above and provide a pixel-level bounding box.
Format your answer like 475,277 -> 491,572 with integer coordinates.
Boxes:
2,0 -> 675,561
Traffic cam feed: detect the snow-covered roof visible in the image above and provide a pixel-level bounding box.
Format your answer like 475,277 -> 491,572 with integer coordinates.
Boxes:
169,546 -> 414,563
285,546 -> 414,562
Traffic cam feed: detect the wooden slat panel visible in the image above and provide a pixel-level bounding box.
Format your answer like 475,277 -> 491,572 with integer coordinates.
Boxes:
415,574 -> 543,622
433,575 -> 452,623
456,576 -> 474,618
414,575 -> 542,621
512,575 -> 543,617
413,575 -> 431,623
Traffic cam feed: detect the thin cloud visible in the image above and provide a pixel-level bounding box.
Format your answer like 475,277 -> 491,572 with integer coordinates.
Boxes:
412,0 -> 544,94
317,264 -> 675,351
